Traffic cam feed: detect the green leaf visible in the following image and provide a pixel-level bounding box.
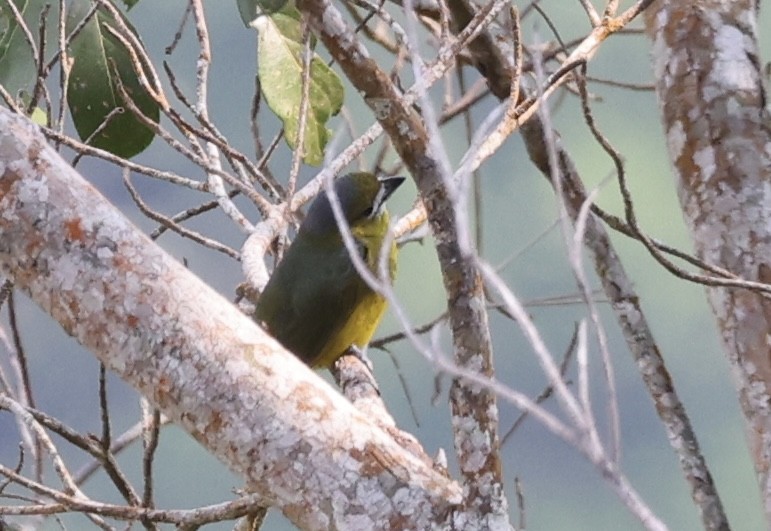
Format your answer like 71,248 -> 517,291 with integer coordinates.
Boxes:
29,106 -> 46,125
238,0 -> 259,25
122,0 -> 141,10
66,0 -> 159,158
0,0 -> 48,99
254,9 -> 343,166
237,0 -> 288,25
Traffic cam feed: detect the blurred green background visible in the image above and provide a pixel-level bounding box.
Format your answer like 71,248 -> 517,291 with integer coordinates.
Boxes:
1,1 -> 769,530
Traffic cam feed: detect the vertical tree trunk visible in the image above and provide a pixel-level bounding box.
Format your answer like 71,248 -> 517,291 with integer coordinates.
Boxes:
646,0 -> 771,521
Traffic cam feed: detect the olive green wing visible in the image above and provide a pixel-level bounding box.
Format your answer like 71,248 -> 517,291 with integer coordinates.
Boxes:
254,236 -> 364,366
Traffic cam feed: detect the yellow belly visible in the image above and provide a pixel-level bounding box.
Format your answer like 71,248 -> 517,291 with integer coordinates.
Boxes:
314,291 -> 387,368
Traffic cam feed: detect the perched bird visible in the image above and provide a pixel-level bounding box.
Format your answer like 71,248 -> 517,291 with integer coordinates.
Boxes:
254,172 -> 405,368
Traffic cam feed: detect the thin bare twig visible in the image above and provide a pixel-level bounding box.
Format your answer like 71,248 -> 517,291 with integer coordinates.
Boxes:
287,19 -> 314,197
122,170 -> 240,259
141,399 -> 161,529
501,323 -> 578,444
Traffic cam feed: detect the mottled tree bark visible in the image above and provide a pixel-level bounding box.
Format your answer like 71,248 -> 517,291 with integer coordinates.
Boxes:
646,0 -> 771,521
0,109 -> 461,531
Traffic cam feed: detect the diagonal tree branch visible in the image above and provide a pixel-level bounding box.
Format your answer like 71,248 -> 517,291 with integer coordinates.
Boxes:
521,117 -> 730,531
443,0 -> 728,528
0,108 -> 460,530
295,0 -> 510,526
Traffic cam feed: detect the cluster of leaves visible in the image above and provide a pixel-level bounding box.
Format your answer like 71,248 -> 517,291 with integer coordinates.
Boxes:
0,0 -> 343,164
0,0 -> 157,157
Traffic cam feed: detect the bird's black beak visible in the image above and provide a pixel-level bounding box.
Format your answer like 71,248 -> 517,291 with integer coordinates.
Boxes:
378,175 -> 406,201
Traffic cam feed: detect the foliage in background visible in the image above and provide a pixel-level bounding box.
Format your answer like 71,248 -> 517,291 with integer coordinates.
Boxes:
65,0 -> 159,158
244,1 -> 344,166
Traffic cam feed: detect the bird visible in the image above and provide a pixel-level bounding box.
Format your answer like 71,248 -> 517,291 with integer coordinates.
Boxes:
254,172 -> 405,368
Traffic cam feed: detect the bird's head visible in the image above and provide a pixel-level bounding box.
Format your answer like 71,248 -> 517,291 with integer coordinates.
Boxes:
301,172 -> 405,238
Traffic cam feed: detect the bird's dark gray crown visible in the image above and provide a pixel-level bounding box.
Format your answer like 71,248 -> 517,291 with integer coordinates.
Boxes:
302,174 -> 371,236
300,173 -> 404,237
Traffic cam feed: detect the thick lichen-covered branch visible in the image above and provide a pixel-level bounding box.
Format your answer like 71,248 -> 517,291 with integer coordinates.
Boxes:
0,109 -> 460,530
